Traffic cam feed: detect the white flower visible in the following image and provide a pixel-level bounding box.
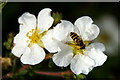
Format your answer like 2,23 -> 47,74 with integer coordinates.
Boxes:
12,8 -> 59,65
52,16 -> 107,75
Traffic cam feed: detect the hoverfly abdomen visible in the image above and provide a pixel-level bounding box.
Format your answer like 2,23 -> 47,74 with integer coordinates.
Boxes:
70,32 -> 85,49
70,32 -> 78,40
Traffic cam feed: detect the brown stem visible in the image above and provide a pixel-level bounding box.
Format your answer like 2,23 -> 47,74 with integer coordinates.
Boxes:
2,64 -> 73,79
2,65 -> 29,79
35,70 -> 73,78
18,64 -> 29,72
45,53 -> 53,60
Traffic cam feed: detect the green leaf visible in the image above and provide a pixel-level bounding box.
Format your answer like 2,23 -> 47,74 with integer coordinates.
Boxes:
3,41 -> 11,50
52,12 -> 63,26
76,74 -> 86,79
17,69 -> 28,76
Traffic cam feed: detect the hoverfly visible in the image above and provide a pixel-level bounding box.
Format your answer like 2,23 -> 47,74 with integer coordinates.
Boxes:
70,32 -> 85,49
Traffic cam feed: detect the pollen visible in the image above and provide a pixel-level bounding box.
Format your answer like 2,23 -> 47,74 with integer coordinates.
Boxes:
72,45 -> 84,55
66,41 -> 90,55
26,27 -> 47,47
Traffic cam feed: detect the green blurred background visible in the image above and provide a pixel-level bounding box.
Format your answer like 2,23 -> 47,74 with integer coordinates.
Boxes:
2,2 -> 119,80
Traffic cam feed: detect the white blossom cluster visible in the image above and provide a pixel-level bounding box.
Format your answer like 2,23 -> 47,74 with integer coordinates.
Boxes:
12,8 -> 107,75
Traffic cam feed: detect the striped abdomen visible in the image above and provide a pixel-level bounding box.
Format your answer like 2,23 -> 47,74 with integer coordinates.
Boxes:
70,32 -> 85,49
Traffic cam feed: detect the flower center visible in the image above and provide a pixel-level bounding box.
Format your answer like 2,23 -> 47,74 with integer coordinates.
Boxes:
72,45 -> 85,55
26,27 -> 47,47
66,41 -> 90,55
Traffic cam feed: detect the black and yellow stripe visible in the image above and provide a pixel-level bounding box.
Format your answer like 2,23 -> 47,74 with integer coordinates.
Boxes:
70,32 -> 85,49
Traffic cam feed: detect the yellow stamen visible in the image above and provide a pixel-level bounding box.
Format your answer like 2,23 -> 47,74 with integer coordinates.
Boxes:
66,41 -> 90,55
26,27 -> 47,47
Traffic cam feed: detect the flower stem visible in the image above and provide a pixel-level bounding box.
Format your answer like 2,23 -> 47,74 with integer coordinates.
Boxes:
12,58 -> 17,73
2,65 -> 73,79
35,70 -> 73,78
45,53 -> 53,60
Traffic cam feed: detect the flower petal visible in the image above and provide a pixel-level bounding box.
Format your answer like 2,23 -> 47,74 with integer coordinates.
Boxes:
52,42 -> 73,67
86,42 -> 106,51
74,16 -> 93,36
20,44 -> 45,65
74,16 -> 99,40
41,30 -> 61,53
18,12 -> 36,29
12,33 -> 29,57
12,43 -> 28,57
38,8 -> 54,32
19,25 -> 36,34
53,20 -> 74,42
82,24 -> 100,41
70,54 -> 95,75
84,43 -> 107,67
13,33 -> 29,44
